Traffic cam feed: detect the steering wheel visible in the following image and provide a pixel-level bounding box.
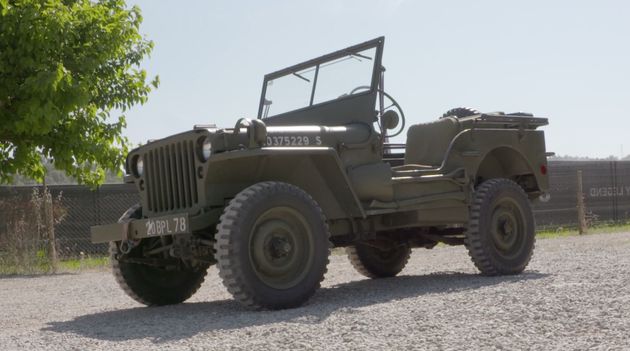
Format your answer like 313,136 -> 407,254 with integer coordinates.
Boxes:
348,85 -> 370,95
346,86 -> 406,138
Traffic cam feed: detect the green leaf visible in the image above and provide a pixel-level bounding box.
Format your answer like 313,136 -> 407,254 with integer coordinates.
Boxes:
0,0 -> 9,16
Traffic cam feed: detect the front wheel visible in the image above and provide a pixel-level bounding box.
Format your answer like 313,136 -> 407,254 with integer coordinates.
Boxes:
464,179 -> 535,276
214,182 -> 330,310
110,241 -> 209,306
110,205 -> 209,306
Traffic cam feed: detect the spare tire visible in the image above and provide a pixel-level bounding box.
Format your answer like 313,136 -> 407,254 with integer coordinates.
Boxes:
441,107 -> 480,119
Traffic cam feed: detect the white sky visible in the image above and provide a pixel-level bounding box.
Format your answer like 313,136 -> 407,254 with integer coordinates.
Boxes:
126,0 -> 630,158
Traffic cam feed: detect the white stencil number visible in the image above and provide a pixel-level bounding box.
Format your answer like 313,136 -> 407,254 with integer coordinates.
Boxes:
266,135 -> 322,146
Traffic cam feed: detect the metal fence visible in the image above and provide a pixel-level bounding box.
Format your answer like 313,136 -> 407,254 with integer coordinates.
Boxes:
1,161 -> 629,258
0,184 -> 139,259
533,161 -> 630,230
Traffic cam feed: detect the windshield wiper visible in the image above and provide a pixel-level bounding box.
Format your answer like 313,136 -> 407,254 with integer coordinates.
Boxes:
292,72 -> 311,82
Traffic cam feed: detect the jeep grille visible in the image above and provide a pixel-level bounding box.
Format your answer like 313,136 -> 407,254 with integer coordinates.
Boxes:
144,140 -> 198,212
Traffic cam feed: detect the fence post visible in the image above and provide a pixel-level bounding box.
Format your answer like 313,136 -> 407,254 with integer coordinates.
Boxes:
576,170 -> 588,234
42,180 -> 59,272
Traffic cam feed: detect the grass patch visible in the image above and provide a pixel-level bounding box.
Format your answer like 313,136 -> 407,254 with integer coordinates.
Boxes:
0,254 -> 109,276
58,256 -> 109,271
536,223 -> 630,239
0,249 -> 56,275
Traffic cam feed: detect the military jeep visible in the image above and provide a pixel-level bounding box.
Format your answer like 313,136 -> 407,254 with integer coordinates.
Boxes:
91,37 -> 550,310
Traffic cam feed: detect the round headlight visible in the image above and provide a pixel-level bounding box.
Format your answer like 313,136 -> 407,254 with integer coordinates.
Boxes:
135,156 -> 144,177
202,138 -> 212,160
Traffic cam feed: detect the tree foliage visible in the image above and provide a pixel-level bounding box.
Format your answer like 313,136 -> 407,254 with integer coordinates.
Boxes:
0,0 -> 157,186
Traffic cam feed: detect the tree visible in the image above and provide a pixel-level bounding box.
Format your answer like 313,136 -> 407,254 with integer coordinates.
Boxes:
9,158 -> 123,185
0,0 -> 157,186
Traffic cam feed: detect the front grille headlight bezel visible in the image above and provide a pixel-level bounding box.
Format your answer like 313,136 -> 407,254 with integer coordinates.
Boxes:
131,154 -> 144,177
199,136 -> 212,161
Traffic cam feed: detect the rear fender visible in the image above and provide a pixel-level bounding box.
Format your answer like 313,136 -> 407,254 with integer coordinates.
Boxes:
445,129 -> 549,193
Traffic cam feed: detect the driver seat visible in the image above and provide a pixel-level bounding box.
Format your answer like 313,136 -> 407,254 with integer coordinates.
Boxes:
403,117 -> 461,168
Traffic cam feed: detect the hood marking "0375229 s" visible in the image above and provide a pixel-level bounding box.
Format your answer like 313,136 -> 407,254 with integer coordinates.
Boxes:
266,135 -> 323,146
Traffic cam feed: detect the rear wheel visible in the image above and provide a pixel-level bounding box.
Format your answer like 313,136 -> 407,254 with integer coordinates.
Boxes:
110,205 -> 209,306
346,240 -> 411,278
215,182 -> 330,310
464,179 -> 535,276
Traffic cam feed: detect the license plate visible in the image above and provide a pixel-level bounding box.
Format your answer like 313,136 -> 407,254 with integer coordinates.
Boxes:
145,215 -> 188,237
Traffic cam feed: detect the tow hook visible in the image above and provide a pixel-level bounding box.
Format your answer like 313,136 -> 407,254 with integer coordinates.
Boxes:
119,240 -> 137,254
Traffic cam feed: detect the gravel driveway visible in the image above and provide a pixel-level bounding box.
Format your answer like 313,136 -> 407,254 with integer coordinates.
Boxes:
2,233 -> 630,351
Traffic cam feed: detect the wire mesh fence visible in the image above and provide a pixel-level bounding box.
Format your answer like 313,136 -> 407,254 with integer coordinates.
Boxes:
0,184 -> 139,260
1,161 -> 629,259
532,161 -> 630,230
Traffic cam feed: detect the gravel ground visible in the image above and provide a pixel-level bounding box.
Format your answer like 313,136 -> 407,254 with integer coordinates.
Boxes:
2,233 -> 630,351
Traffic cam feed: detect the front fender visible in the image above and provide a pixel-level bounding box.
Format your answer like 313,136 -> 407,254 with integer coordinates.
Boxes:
203,147 -> 365,220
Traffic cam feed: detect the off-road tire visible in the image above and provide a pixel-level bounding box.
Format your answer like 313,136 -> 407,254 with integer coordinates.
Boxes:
214,182 -> 330,310
110,204 -> 209,306
441,107 -> 480,119
464,179 -> 535,276
346,242 -> 411,278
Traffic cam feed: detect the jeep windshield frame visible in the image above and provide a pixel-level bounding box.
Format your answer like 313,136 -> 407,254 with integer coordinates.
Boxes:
257,37 -> 384,126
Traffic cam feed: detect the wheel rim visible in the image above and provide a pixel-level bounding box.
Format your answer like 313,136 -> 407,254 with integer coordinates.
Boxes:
490,198 -> 526,259
249,206 -> 314,289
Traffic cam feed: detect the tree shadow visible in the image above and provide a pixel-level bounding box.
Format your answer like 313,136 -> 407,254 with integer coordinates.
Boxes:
43,270 -> 547,343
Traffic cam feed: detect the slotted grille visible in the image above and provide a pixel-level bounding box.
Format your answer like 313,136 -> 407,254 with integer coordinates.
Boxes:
144,140 -> 198,212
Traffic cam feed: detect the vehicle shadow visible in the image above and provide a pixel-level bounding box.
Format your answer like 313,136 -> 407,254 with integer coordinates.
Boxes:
43,270 -> 547,343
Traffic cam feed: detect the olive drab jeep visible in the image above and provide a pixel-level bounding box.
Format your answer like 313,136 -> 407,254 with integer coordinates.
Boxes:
91,37 -> 551,310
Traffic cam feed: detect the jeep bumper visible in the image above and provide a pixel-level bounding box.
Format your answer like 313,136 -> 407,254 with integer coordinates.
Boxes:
91,213 -> 191,244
